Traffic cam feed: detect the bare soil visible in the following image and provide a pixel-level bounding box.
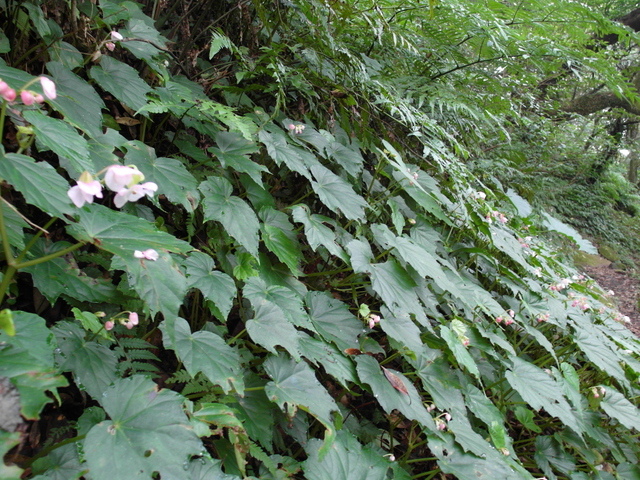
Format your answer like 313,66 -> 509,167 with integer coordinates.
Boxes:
582,262 -> 640,337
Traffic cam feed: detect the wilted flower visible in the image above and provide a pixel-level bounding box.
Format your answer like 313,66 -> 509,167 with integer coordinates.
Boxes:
39,76 -> 57,100
134,249 -> 159,261
67,171 -> 103,207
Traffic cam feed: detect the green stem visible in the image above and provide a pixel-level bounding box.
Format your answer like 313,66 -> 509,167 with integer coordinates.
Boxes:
0,199 -> 15,266
13,241 -> 85,269
23,434 -> 87,468
14,217 -> 57,264
0,99 -> 6,139
0,265 -> 16,306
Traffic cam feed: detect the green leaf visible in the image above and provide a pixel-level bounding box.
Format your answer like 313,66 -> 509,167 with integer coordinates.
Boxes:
304,431 -> 391,480
31,444 -> 83,480
505,357 -> 581,434
234,373 -> 274,451
514,406 -> 542,433
291,204 -> 346,260
161,317 -> 244,394
84,376 -> 203,480
47,61 -> 105,138
298,332 -> 357,387
200,176 -> 260,256
11,370 -> 68,420
0,311 -> 55,377
379,310 -> 423,355
244,277 -> 312,330
264,353 -> 339,459
0,153 -> 74,217
259,207 -> 303,275
0,202 -> 28,251
259,128 -> 318,179
0,309 -> 15,336
111,251 -> 187,317
600,386 -> 640,431
89,56 -> 151,112
310,165 -> 367,220
184,251 -> 236,321
0,431 -> 23,480
245,300 -> 301,359
23,239 -> 121,304
307,291 -> 364,352
209,131 -> 267,186
440,323 -> 480,378
67,203 -> 192,257
53,322 -> 117,399
123,140 -> 200,211
356,355 -> 435,431
325,141 -> 364,178
573,327 -> 626,383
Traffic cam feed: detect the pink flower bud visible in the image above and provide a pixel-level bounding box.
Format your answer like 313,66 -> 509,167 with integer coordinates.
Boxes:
2,87 -> 16,102
0,80 -> 9,95
105,41 -> 116,51
34,94 -> 44,104
105,320 -> 115,331
128,312 -> 139,326
20,90 -> 35,105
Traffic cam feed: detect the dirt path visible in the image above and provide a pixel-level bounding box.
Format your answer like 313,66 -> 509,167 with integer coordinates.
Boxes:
582,262 -> 640,337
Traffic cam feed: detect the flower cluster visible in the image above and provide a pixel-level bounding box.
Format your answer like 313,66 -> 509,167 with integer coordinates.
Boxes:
68,164 -> 158,208
105,311 -> 139,331
496,309 -> 516,326
367,313 -> 381,329
518,236 -> 533,249
0,76 -> 56,104
536,313 -> 550,323
485,210 -> 507,224
591,386 -> 606,398
105,31 -> 123,52
287,123 -> 305,134
549,278 -> 571,291
613,312 -> 631,324
570,296 -> 591,311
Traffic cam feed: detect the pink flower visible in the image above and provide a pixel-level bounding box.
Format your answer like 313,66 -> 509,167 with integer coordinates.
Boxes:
105,41 -> 116,51
113,181 -> 158,208
34,94 -> 44,104
368,314 -> 381,329
20,90 -> 35,105
507,309 -> 515,318
495,316 -> 503,324
134,249 -> 159,261
128,312 -> 139,325
39,76 -> 56,100
104,320 -> 115,331
67,172 -> 103,207
104,164 -> 145,192
504,318 -> 514,326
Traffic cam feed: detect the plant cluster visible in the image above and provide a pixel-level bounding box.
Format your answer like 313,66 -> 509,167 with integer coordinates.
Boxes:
0,1 -> 639,480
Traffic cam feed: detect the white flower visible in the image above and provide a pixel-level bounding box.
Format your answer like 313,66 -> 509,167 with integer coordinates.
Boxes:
39,76 -> 56,100
134,249 -> 159,261
113,181 -> 157,208
110,31 -> 124,41
67,172 -> 103,207
104,164 -> 145,192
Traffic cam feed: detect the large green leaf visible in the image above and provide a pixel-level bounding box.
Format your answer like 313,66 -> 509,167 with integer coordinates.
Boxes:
23,109 -> 92,176
67,203 -> 192,257
123,140 -> 200,211
0,202 -> 28,251
440,323 -> 480,378
161,317 -> 244,395
259,207 -> 303,275
298,333 -> 357,387
184,251 -> 236,321
310,165 -> 367,220
30,443 -> 83,480
84,376 -> 203,480
244,276 -> 311,330
258,128 -> 319,179
89,56 -> 151,112
234,373 -> 274,451
0,153 -> 74,217
304,432 -> 391,480
291,204 -> 346,260
245,301 -> 301,359
111,251 -> 187,317
600,386 -> 640,431
356,355 -> 435,432
199,176 -> 260,256
23,239 -> 121,304
505,356 -> 581,434
209,131 -> 267,186
52,322 -> 117,400
573,327 -> 626,383
264,353 -> 339,459
306,291 -> 364,352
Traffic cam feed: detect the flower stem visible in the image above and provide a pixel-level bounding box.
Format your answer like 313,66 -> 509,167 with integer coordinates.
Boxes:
13,241 -> 84,269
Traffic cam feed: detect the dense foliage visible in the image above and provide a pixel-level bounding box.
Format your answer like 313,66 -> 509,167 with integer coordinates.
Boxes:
1,1 -> 639,479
